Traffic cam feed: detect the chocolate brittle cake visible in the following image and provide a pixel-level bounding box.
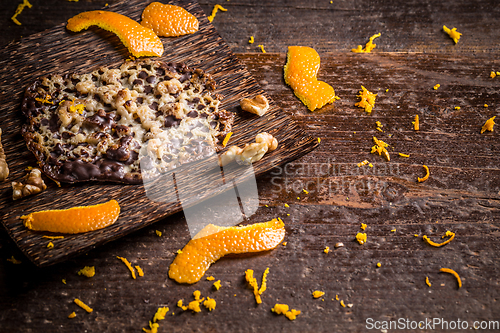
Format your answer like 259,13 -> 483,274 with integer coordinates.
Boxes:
21,59 -> 234,184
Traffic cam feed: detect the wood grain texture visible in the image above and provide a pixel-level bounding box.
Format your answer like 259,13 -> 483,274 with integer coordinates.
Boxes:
0,0 -> 317,267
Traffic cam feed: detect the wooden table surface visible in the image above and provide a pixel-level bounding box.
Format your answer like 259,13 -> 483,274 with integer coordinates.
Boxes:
1,0 -> 499,332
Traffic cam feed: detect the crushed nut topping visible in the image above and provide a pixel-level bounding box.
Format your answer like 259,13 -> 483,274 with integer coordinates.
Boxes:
12,168 -> 47,200
239,94 -> 270,116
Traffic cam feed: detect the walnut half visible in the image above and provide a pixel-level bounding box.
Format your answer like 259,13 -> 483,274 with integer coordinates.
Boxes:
240,94 -> 270,116
0,128 -> 9,181
12,168 -> 47,200
218,132 -> 278,167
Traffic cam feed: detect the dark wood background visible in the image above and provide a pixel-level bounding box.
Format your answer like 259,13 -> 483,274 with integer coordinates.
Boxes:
0,0 -> 499,332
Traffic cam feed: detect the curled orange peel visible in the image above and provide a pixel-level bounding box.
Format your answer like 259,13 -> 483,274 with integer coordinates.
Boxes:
21,199 -> 120,234
284,46 -> 337,111
141,2 -> 198,37
169,218 -> 285,284
66,10 -> 163,58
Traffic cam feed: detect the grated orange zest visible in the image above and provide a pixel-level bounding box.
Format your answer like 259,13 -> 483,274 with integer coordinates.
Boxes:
417,165 -> 430,183
425,276 -> 431,287
443,25 -> 462,44
21,199 -> 120,234
355,86 -> 377,113
423,230 -> 455,247
11,0 -> 32,26
413,115 -> 420,131
351,33 -> 381,53
74,298 -> 93,313
481,116 -> 495,134
117,256 -> 136,279
284,46 -> 337,111
66,10 -> 163,57
141,2 -> 198,37
207,4 -> 227,23
169,219 -> 285,284
222,132 -> 233,147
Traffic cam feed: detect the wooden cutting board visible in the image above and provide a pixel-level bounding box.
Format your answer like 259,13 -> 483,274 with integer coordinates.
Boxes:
0,0 -> 318,267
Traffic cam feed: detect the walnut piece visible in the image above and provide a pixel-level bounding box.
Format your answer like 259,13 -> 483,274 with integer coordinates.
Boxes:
218,132 -> 278,167
0,128 -> 9,181
240,94 -> 270,116
12,168 -> 47,200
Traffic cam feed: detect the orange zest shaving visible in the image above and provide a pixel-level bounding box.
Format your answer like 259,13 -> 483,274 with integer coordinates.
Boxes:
425,276 -> 432,287
355,86 -> 377,113
258,44 -> 266,53
77,266 -> 95,278
11,0 -> 32,26
7,256 -> 22,264
222,132 -> 233,147
399,153 -> 410,158
135,265 -> 144,277
351,33 -> 381,53
21,199 -> 120,234
66,10 -> 163,57
203,297 -> 216,311
68,312 -> 76,319
312,290 -> 325,298
169,218 -> 285,284
439,268 -> 462,288
284,46 -> 337,111
207,4 -> 227,22
74,298 -> 93,313
423,230 -> 455,247
413,115 -> 420,131
417,165 -> 430,182
117,256 -> 136,279
481,116 -> 495,133
35,94 -> 54,105
141,2 -> 198,37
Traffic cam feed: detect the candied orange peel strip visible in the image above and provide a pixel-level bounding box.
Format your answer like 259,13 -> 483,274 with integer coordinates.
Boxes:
66,10 -> 163,57
284,46 -> 337,111
423,230 -> 455,247
141,2 -> 198,37
169,218 -> 285,284
21,199 -> 120,234
440,267 -> 462,288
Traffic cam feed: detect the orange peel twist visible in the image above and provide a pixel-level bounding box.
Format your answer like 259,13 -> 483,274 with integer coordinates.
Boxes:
66,10 -> 163,57
284,46 -> 337,111
21,199 -> 120,234
169,218 -> 285,284
141,2 -> 199,37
